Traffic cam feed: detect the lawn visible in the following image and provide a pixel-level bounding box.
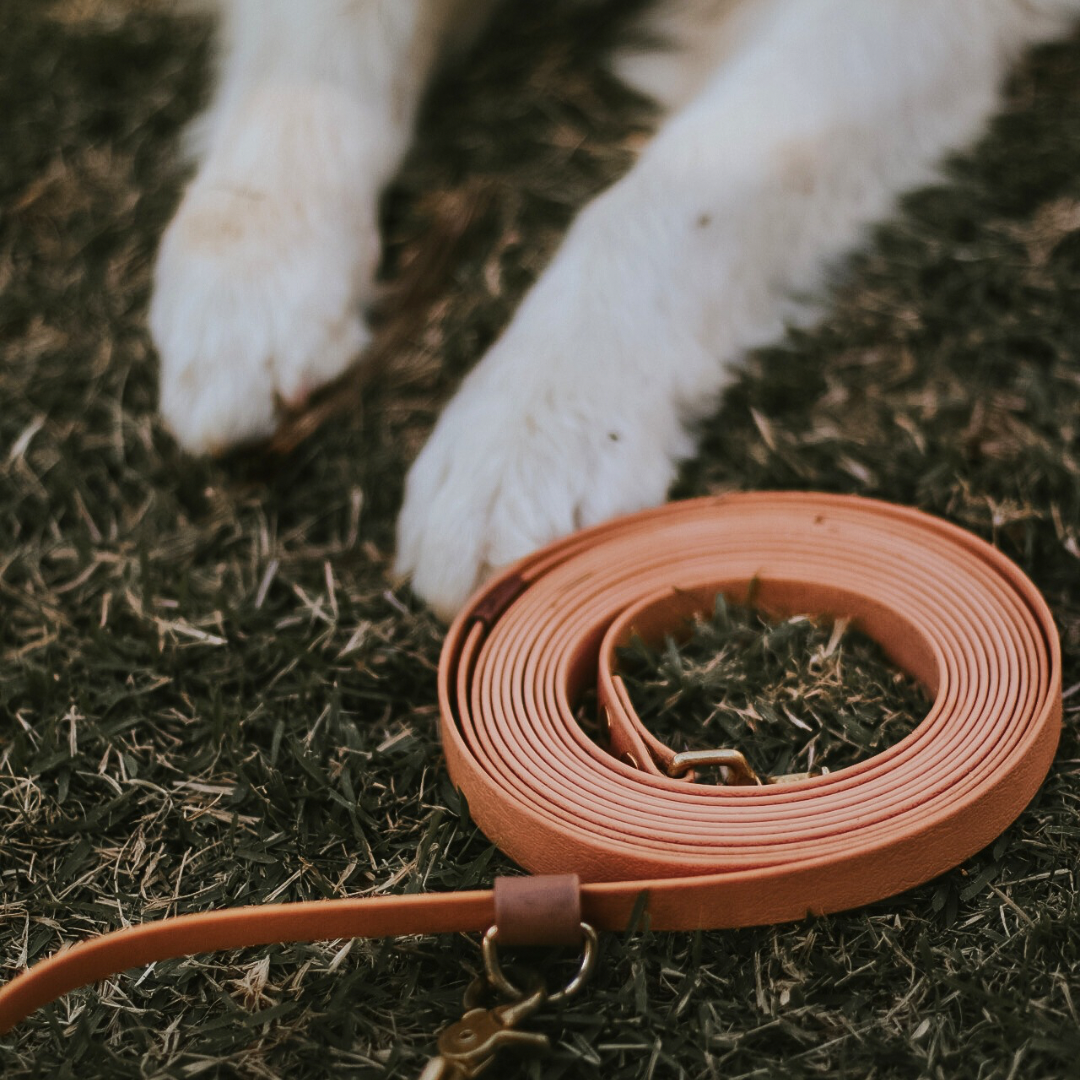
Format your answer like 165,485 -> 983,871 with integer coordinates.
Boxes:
1,2 -> 1079,1077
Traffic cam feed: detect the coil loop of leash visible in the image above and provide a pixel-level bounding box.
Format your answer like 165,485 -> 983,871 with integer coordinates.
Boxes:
440,492 -> 1061,930
0,493 -> 1062,1070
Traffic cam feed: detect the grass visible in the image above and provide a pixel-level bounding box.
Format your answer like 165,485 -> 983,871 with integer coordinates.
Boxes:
1,1 -> 1079,1077
615,596 -> 930,780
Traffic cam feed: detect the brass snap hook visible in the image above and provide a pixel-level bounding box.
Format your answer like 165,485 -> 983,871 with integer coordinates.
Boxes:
666,748 -> 824,785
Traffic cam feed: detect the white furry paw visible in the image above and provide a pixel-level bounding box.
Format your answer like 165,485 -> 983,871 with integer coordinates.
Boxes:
150,184 -> 376,454
394,350 -> 689,619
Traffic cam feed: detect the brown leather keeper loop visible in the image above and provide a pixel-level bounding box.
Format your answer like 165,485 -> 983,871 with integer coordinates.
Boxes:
494,874 -> 583,947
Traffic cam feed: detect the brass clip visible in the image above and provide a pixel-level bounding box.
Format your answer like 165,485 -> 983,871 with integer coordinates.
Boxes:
420,986 -> 548,1079
666,748 -> 823,786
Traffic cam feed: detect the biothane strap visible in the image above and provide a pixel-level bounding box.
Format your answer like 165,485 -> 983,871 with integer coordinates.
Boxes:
0,493 -> 1062,1032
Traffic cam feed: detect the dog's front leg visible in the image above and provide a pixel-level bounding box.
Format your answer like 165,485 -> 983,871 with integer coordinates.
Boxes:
151,0 -> 474,453
396,0 -> 1080,617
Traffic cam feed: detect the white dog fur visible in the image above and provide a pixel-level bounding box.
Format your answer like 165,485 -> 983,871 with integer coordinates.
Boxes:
151,0 -> 1080,617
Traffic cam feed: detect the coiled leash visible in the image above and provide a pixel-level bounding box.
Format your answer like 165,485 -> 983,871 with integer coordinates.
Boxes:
0,494 -> 1062,1077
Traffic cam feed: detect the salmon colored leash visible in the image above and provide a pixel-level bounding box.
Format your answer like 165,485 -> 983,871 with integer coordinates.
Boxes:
0,494 -> 1062,1071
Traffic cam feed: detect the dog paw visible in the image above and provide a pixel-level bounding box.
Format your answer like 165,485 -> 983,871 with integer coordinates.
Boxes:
150,184 -> 377,454
394,340 -> 692,619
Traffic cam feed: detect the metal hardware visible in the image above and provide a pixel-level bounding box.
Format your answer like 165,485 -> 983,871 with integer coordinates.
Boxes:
666,748 -> 823,786
421,923 -> 599,1078
482,921 -> 598,1005
667,748 -> 762,784
420,984 -> 549,1079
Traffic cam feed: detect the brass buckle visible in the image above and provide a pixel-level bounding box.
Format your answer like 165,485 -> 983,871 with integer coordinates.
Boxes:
665,748 -> 821,786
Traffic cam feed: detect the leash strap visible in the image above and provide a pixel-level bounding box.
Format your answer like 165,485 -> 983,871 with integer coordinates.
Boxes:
0,493 -> 1061,1032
